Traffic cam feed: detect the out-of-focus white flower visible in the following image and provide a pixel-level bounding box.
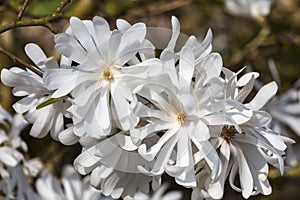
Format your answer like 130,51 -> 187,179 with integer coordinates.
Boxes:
267,85 -> 300,166
192,70 -> 294,199
255,60 -> 300,166
0,106 -> 42,199
0,106 -> 27,178
130,184 -> 182,200
44,16 -> 161,139
0,43 -> 69,141
36,165 -> 102,200
225,0 -> 274,18
1,164 -> 40,200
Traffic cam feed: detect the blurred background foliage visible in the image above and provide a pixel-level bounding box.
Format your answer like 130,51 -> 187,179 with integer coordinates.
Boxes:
0,0 -> 300,199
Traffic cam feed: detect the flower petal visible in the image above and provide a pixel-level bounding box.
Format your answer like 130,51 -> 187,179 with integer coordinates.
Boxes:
249,81 -> 278,111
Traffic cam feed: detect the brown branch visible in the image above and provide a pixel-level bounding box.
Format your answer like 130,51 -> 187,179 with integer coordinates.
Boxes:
0,0 -> 71,34
17,0 -> 30,21
227,26 -> 270,69
0,18 -> 60,34
122,0 -> 194,20
0,46 -> 43,77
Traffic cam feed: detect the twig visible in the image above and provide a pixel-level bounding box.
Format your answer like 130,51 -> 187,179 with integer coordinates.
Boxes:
0,18 -> 60,34
122,0 -> 194,20
17,0 -> 30,21
227,25 -> 270,69
0,46 -> 43,77
0,0 -> 71,34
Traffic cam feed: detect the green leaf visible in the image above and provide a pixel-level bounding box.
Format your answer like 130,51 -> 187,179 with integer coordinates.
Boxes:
36,97 -> 61,110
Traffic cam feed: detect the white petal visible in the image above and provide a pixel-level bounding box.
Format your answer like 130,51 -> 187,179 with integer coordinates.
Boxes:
195,53 -> 222,84
208,142 -> 230,199
175,128 -> 190,167
58,126 -> 79,145
119,22 -> 146,52
93,16 -> 110,45
13,94 -> 38,114
70,17 -> 96,52
249,81 -> 278,111
237,72 -> 259,87
25,43 -> 47,67
74,149 -> 101,175
236,146 -> 253,199
192,120 -> 210,141
166,16 -> 180,50
235,75 -> 255,102
29,107 -> 54,138
117,40 -> 141,66
179,46 -> 195,89
151,135 -> 179,175
0,147 -> 18,166
247,111 -> 271,127
111,84 -> 130,130
138,127 -> 178,161
116,19 -> 131,31
55,34 -> 88,63
97,86 -> 111,133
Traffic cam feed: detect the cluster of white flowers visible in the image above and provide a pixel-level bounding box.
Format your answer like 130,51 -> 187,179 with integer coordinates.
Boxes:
0,105 -> 179,200
0,15 -> 295,199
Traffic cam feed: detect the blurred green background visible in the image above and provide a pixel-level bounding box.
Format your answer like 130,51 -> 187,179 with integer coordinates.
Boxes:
0,0 -> 300,199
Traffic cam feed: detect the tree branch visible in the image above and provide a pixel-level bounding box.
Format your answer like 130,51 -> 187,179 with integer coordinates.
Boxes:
0,46 -> 43,77
17,0 -> 30,21
227,23 -> 270,69
0,0 -> 71,34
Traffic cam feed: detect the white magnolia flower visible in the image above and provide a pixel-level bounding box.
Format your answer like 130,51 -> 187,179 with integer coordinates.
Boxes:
0,107 -> 41,199
1,164 -> 40,200
36,165 -> 102,200
192,71 -> 294,199
0,43 -> 69,141
74,131 -> 160,199
44,16 -> 162,138
130,184 -> 182,200
266,85 -> 300,166
225,0 -> 274,18
0,106 -> 27,178
131,18 -> 252,188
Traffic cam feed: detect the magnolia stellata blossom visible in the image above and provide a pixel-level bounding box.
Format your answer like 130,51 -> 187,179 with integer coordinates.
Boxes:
44,16 -> 162,139
131,17 -> 252,188
2,164 -> 40,200
192,70 -> 294,199
0,106 -> 41,199
0,14 -> 294,200
0,44 -> 69,141
0,106 -> 27,179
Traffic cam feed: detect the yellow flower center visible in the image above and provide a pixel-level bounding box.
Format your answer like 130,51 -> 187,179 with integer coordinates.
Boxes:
221,125 -> 237,140
177,111 -> 187,124
103,69 -> 113,81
